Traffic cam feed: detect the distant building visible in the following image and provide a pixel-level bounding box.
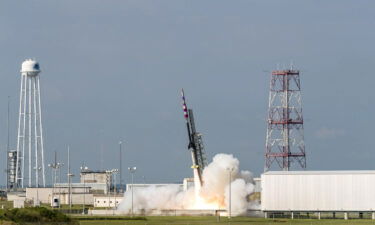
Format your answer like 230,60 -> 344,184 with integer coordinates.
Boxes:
81,170 -> 112,184
26,187 -> 93,205
79,170 -> 113,194
56,182 -> 108,195
7,192 -> 26,202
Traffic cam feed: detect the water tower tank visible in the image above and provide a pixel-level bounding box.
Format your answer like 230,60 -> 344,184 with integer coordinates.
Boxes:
21,59 -> 41,76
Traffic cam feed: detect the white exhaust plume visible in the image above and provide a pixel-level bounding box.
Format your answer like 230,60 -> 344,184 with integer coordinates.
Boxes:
117,153 -> 256,215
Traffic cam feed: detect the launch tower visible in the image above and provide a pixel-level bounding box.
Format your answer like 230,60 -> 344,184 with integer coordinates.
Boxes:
15,59 -> 46,188
181,89 -> 207,188
265,69 -> 306,171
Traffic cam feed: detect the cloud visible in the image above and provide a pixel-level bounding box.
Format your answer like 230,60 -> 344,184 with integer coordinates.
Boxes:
315,127 -> 346,139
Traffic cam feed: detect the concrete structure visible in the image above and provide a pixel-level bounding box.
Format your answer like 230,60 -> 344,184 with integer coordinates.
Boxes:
183,178 -> 194,191
7,192 -> 26,201
254,177 -> 261,193
26,187 -> 93,205
94,195 -> 124,208
56,182 -> 108,194
80,170 -> 113,194
126,183 -> 183,191
80,170 -> 112,184
16,59 -> 46,188
13,199 -> 25,208
262,171 -> 375,215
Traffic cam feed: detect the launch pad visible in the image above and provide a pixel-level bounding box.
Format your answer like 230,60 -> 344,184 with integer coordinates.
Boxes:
88,209 -> 263,217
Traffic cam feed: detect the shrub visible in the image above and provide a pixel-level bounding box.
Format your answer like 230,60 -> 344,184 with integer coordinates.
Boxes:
2,207 -> 75,224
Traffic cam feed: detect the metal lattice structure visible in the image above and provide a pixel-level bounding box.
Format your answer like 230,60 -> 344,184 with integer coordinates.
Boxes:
265,69 -> 306,171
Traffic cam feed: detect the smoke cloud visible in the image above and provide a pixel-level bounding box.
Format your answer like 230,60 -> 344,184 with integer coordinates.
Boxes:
117,153 -> 256,215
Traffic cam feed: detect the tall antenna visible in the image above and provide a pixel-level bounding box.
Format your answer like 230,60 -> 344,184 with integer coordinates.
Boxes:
265,68 -> 306,171
67,145 -> 73,212
7,96 -> 10,156
6,96 -> 10,190
119,140 -> 123,192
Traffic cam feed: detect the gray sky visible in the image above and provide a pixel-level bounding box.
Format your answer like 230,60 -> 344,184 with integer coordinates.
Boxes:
0,1 -> 374,184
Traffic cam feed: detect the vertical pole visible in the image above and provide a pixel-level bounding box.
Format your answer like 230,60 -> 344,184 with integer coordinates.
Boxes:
21,74 -> 27,188
83,170 -> 85,214
33,77 -> 39,187
119,141 -> 122,192
68,145 -> 71,213
16,74 -> 24,188
28,78 -> 32,187
283,73 -> 290,171
81,163 -> 85,214
131,172 -> 134,217
54,167 -> 57,204
6,96 -> 10,190
114,172 -> 117,209
50,168 -> 53,202
59,165 -> 62,208
228,170 -> 231,219
36,181 -> 39,206
107,171 -> 110,208
37,77 -> 46,187
52,151 -> 57,205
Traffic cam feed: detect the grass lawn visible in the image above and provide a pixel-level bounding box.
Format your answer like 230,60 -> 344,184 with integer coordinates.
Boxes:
77,216 -> 375,225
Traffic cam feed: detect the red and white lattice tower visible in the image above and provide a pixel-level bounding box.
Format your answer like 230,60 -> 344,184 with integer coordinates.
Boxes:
265,68 -> 306,171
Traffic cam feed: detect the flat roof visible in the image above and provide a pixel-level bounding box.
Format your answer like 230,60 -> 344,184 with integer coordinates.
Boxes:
263,170 -> 375,175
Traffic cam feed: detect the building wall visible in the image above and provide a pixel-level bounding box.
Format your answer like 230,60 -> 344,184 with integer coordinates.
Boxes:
254,177 -> 261,193
81,172 -> 111,184
94,196 -> 123,208
261,171 -> 375,211
61,193 -> 94,205
7,193 -> 26,201
26,187 -> 94,205
26,188 -> 52,204
55,183 -> 107,194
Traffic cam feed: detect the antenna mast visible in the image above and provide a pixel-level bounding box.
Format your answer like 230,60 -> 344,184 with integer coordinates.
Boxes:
265,68 -> 306,171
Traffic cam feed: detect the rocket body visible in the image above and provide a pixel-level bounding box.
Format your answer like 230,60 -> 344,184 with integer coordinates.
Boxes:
181,89 -> 205,192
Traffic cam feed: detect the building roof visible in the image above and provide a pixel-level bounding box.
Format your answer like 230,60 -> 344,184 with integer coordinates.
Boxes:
81,170 -> 108,174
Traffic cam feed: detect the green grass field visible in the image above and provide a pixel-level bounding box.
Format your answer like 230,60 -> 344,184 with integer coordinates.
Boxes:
76,216 -> 375,225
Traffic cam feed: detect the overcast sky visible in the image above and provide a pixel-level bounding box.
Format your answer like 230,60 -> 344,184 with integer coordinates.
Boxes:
0,1 -> 374,185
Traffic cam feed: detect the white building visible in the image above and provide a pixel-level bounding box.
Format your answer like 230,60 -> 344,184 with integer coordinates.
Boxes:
26,187 -> 93,205
94,195 -> 124,208
262,170 -> 375,213
78,170 -> 114,194
56,183 -> 108,195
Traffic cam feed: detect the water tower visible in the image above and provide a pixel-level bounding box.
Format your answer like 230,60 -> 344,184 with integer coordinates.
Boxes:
15,59 -> 46,188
